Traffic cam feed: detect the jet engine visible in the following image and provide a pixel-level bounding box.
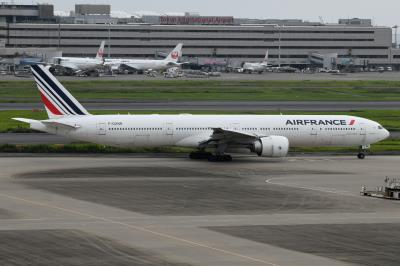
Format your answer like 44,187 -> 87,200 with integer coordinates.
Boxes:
252,136 -> 289,157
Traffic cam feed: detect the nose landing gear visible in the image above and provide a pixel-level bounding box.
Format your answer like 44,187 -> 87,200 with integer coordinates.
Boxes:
357,145 -> 370,160
357,152 -> 366,159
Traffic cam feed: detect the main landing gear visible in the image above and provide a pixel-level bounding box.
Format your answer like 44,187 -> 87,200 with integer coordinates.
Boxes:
357,145 -> 370,160
207,154 -> 232,162
189,151 -> 212,160
189,150 -> 232,162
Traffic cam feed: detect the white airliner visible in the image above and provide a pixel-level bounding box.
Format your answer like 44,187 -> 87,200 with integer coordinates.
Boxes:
14,65 -> 390,161
105,43 -> 184,72
242,50 -> 271,73
52,41 -> 105,74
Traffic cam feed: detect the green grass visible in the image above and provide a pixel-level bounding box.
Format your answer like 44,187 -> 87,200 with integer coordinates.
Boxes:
2,109 -> 400,133
4,80 -> 400,102
0,110 -> 48,133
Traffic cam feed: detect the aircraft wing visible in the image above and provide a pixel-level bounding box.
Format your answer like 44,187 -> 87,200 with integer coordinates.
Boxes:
121,63 -> 141,71
166,62 -> 180,67
173,62 -> 190,66
57,63 -> 80,71
199,128 -> 264,148
175,128 -> 262,148
166,61 -> 189,67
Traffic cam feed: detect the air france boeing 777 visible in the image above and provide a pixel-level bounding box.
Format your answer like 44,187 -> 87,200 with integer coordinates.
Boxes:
14,65 -> 390,161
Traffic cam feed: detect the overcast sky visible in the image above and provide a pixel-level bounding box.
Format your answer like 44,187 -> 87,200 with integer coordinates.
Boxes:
30,0 -> 400,27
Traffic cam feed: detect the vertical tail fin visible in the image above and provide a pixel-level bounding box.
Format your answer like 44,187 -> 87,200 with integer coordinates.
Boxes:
165,43 -> 183,63
263,50 -> 269,64
30,65 -> 90,119
96,40 -> 106,61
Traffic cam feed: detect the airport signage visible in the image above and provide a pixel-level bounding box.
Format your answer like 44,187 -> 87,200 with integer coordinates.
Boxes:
160,16 -> 234,25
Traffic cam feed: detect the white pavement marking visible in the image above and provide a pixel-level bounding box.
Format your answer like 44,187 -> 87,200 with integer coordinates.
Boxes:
265,178 -> 354,196
0,191 -> 280,266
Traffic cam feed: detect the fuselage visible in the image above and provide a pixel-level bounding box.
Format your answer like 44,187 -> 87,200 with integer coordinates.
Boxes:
32,114 -> 389,149
54,57 -> 103,71
243,62 -> 268,72
105,58 -> 176,71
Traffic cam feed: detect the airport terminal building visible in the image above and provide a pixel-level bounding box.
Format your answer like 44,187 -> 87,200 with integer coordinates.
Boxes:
0,3 -> 399,70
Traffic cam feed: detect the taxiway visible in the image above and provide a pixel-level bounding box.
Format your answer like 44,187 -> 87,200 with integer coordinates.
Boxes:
0,155 -> 399,265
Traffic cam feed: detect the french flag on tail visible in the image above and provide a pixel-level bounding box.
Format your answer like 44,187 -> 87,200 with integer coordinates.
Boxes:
31,65 -> 90,119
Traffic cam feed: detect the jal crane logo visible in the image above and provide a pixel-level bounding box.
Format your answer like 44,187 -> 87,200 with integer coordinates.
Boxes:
97,49 -> 104,58
170,51 -> 179,60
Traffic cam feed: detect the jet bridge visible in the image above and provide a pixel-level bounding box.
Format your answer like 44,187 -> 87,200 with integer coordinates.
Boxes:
309,52 -> 338,69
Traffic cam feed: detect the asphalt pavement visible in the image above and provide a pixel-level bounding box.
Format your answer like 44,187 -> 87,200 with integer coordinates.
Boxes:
1,155 -> 400,265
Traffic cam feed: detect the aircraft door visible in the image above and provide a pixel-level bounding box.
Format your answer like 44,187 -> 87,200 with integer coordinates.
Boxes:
360,126 -> 367,136
165,122 -> 174,135
310,127 -> 318,136
359,124 -> 367,142
308,127 -> 319,145
97,123 -> 106,135
231,123 -> 241,131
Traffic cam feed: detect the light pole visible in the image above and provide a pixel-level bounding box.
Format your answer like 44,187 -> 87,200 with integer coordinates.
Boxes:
276,25 -> 282,68
393,25 -> 398,48
108,22 -> 111,58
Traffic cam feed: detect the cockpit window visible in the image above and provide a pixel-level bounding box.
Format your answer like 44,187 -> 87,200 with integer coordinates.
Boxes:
378,126 -> 383,130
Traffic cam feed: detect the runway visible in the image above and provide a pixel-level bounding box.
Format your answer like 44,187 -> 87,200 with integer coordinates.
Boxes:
2,101 -> 400,111
0,155 -> 399,265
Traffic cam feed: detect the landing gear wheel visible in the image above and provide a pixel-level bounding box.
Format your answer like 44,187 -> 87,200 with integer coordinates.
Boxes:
223,155 -> 233,162
207,154 -> 232,162
207,155 -> 217,162
189,151 -> 212,160
357,152 -> 366,160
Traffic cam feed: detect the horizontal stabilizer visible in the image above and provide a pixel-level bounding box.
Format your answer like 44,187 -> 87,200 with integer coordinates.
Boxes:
42,120 -> 80,129
12,118 -> 39,124
13,118 -> 79,129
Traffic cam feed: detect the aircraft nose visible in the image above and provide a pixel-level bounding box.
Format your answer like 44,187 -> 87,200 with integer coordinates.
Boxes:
383,129 -> 390,140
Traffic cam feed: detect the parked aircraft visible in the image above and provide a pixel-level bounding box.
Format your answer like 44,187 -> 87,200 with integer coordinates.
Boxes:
242,50 -> 270,73
14,65 -> 390,162
51,41 -> 105,75
105,43 -> 184,73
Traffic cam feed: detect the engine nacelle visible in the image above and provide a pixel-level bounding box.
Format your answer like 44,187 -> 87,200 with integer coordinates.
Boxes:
253,136 -> 289,158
